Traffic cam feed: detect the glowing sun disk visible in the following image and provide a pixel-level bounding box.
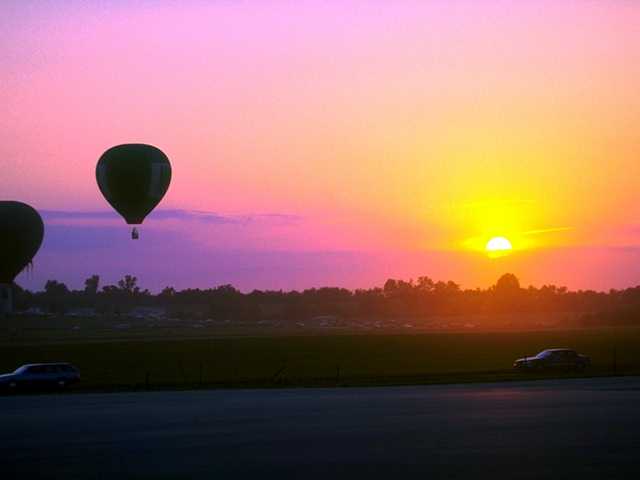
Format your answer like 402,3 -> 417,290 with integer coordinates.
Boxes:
486,236 -> 513,253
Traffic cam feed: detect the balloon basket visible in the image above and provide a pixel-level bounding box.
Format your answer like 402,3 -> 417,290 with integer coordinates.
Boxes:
131,227 -> 139,240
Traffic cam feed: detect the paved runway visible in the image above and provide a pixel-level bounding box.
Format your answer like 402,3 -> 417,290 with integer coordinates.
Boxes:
2,377 -> 639,479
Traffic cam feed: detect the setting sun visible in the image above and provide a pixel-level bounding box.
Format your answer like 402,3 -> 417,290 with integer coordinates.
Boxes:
486,236 -> 513,257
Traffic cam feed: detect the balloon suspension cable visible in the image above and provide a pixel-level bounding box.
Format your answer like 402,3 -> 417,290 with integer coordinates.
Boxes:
131,227 -> 139,240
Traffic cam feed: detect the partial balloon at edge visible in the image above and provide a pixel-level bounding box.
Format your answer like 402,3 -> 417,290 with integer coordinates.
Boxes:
0,201 -> 45,284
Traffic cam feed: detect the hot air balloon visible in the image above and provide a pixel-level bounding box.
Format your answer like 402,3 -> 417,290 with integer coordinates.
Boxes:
96,144 -> 172,239
0,201 -> 45,314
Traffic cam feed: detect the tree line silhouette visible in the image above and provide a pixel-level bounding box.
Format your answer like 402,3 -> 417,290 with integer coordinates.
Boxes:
7,273 -> 640,328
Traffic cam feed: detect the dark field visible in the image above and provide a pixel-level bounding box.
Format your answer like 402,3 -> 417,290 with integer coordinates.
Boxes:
1,326 -> 639,390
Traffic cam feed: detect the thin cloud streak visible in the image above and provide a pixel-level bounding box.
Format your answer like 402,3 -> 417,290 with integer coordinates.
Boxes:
41,209 -> 302,226
521,227 -> 572,236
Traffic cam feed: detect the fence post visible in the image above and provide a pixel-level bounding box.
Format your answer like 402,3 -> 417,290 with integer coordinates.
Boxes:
272,363 -> 287,383
145,371 -> 150,390
613,347 -> 617,375
181,360 -> 186,384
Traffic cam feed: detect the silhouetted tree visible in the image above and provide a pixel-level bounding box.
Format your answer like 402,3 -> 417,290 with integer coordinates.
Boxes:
160,286 -> 176,298
44,280 -> 69,296
490,274 -> 523,313
43,280 -> 70,313
84,275 -> 100,295
117,275 -> 140,295
495,273 -> 521,294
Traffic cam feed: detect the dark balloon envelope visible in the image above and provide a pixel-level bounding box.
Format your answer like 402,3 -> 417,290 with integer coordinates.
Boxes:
0,201 -> 45,284
96,144 -> 172,225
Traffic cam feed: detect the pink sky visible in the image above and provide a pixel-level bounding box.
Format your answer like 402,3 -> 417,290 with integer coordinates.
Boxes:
3,1 -> 640,292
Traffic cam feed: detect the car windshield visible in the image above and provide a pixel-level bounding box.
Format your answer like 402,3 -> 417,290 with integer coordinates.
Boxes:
536,350 -> 553,359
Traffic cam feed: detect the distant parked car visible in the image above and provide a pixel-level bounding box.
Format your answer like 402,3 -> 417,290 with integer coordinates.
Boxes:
0,363 -> 80,392
514,349 -> 590,372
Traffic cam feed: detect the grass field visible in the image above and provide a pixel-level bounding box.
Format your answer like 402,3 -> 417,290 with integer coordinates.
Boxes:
1,327 -> 639,390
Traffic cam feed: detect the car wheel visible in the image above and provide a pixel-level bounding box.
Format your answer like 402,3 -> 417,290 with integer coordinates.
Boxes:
57,380 -> 66,388
8,381 -> 17,390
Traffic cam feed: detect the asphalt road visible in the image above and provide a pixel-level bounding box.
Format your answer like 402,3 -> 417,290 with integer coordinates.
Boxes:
2,377 -> 640,479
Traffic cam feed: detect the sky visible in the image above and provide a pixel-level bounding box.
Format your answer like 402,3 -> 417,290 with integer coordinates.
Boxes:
2,0 -> 640,292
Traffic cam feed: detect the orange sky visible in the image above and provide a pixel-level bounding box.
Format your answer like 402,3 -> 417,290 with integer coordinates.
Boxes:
2,1 -> 640,291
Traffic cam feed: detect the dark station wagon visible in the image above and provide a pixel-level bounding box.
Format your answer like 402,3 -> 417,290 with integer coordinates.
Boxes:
0,363 -> 80,391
